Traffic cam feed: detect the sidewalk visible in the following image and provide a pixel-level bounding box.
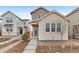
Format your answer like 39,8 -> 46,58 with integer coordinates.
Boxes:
23,38 -> 38,53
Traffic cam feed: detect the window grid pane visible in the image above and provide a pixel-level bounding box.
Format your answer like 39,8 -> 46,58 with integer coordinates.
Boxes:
51,23 -> 55,32
46,23 -> 50,32
57,23 -> 61,32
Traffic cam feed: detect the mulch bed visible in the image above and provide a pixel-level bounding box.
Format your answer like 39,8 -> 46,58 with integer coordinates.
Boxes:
36,46 -> 79,53
5,40 -> 29,53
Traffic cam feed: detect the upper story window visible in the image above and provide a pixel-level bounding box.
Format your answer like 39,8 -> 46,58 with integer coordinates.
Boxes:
46,23 -> 50,32
37,14 -> 44,19
51,23 -> 55,32
6,20 -> 9,23
57,23 -> 61,32
6,17 -> 13,23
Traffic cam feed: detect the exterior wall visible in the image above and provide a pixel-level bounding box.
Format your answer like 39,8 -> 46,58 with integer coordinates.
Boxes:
67,11 -> 79,38
0,21 -> 2,35
2,13 -> 19,36
31,9 -> 48,20
17,18 -> 24,34
23,20 -> 31,32
39,13 -> 68,40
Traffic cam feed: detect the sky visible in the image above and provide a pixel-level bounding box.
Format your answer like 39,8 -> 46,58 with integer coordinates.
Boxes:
0,6 -> 78,20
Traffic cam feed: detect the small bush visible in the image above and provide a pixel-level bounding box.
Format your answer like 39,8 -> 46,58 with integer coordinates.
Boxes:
22,32 -> 30,42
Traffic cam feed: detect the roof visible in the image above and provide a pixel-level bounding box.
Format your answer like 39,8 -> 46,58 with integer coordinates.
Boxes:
1,11 -> 22,21
31,7 -> 49,14
22,19 -> 29,21
66,7 -> 79,17
37,10 -> 70,22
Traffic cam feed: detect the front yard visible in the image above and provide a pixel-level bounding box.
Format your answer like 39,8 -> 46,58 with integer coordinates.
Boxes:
36,39 -> 79,53
5,41 -> 27,53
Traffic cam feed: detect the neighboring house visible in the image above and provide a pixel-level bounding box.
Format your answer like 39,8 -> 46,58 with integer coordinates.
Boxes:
31,7 -> 69,40
0,18 -> 2,35
1,11 -> 24,36
66,7 -> 79,39
22,19 -> 31,32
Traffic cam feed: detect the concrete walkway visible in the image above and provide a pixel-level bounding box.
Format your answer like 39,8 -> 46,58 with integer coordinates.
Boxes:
23,38 -> 38,53
0,40 -> 22,53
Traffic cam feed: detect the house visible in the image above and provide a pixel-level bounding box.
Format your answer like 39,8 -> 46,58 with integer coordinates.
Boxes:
31,7 -> 69,40
22,19 -> 31,32
1,11 -> 24,37
0,18 -> 2,35
66,7 -> 79,39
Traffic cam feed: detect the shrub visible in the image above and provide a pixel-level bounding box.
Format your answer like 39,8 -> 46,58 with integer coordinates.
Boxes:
22,32 -> 30,42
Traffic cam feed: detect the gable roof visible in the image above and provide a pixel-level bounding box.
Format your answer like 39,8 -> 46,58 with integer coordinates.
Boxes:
37,10 -> 70,22
1,11 -> 22,21
31,7 -> 49,14
66,7 -> 79,17
22,19 -> 29,22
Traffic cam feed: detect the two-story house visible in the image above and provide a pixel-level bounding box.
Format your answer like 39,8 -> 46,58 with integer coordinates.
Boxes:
22,19 -> 31,32
31,7 -> 69,41
1,11 -> 24,37
67,7 -> 79,39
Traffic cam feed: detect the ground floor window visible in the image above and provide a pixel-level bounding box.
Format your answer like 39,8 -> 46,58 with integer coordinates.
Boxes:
51,23 -> 55,32
57,23 -> 61,32
45,23 -> 61,32
46,23 -> 50,32
6,28 -> 13,32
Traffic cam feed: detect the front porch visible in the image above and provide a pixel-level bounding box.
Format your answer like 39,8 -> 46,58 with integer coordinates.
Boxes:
31,21 -> 38,38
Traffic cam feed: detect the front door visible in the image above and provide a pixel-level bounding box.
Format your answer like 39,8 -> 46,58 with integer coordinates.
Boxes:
34,29 -> 38,36
20,28 -> 22,34
33,27 -> 38,37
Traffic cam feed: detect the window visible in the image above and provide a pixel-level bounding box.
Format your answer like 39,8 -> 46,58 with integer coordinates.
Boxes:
6,28 -> 13,32
24,22 -> 26,25
10,20 -> 13,23
51,23 -> 55,32
57,23 -> 61,32
6,20 -> 9,23
6,17 -> 13,23
46,23 -> 50,32
6,29 -> 9,32
38,15 -> 41,18
38,14 -> 44,18
10,29 -> 13,32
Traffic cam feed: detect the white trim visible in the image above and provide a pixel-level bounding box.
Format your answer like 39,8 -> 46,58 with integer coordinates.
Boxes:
37,10 -> 69,21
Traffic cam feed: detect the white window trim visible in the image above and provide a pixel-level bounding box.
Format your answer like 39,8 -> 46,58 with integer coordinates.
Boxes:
46,23 -> 50,32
